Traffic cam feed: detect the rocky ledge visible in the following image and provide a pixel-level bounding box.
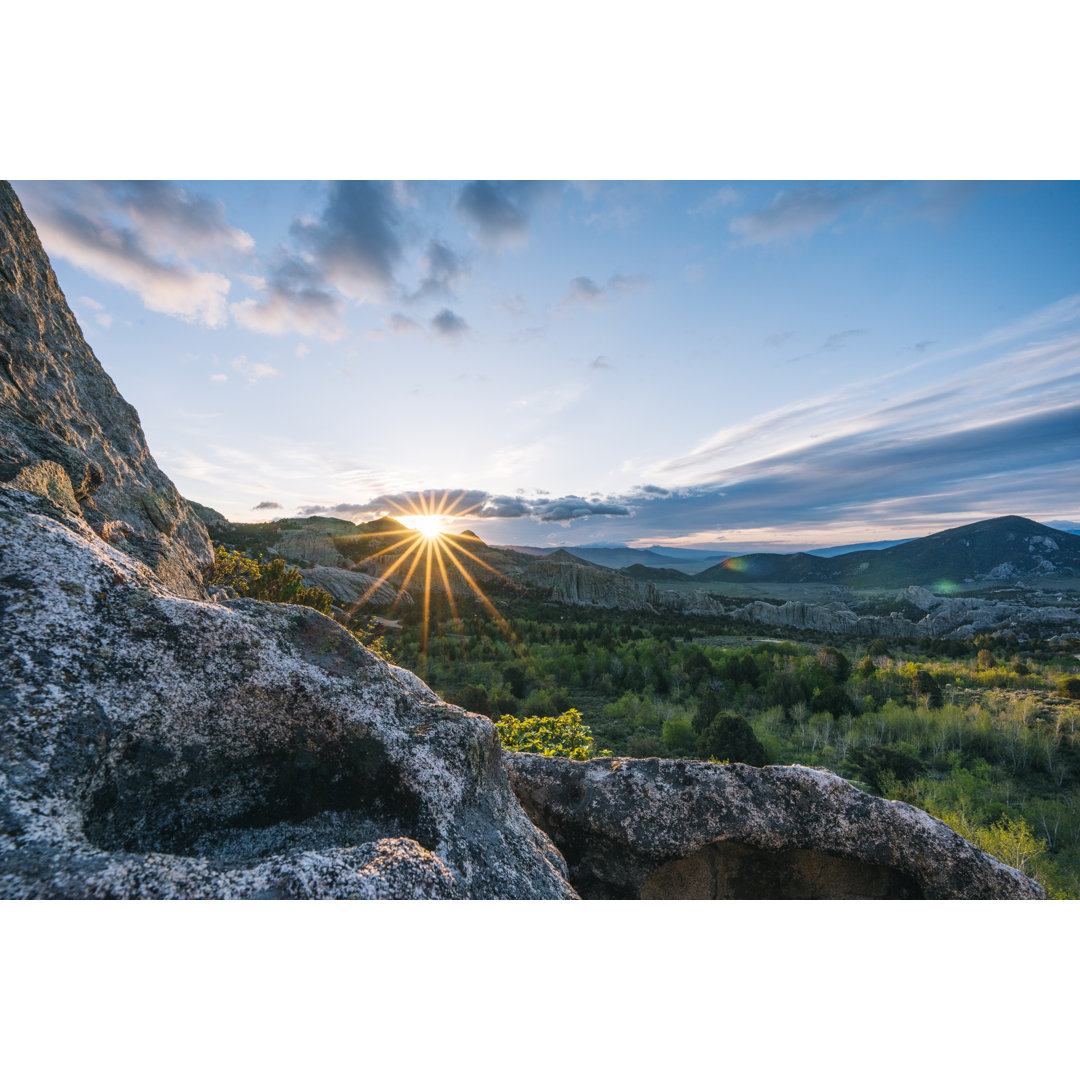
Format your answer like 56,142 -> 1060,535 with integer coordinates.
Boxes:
0,485 -> 574,898
503,754 -> 1045,899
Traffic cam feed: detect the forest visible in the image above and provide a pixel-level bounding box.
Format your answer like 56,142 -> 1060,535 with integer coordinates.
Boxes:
387,587 -> 1080,898
211,548 -> 1080,897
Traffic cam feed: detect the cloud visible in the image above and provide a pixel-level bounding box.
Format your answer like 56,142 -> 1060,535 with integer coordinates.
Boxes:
291,180 -> 402,300
789,328 -> 867,362
635,316 -> 1080,537
455,181 -> 557,247
729,181 -> 986,246
534,497 -> 632,521
431,308 -> 468,337
114,180 -> 255,259
589,356 -> 614,370
18,181 -> 239,327
252,501 -> 282,510
230,250 -> 344,339
689,186 -> 740,215
209,373 -> 227,383
408,240 -> 467,303
298,488 -> 635,524
764,330 -> 796,348
231,356 -> 280,384
561,273 -> 649,309
388,312 -> 423,334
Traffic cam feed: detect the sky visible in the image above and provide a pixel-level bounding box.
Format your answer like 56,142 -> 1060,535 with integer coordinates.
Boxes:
12,179 -> 1080,552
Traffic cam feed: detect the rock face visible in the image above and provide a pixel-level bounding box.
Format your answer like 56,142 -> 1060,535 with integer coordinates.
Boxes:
503,755 -> 1044,899
299,565 -> 411,608
520,559 -> 653,610
0,485 -> 575,898
0,182 -> 212,598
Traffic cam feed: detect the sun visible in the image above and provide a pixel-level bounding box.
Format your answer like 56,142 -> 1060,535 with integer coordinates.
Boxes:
402,515 -> 445,538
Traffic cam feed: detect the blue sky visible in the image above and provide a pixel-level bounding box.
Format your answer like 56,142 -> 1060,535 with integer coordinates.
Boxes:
13,179 -> 1080,551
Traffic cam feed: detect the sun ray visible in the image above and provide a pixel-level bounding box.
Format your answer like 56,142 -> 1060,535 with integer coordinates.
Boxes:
437,538 -> 519,645
349,534 -> 426,611
440,533 -> 518,588
421,540 -> 434,664
430,535 -> 460,624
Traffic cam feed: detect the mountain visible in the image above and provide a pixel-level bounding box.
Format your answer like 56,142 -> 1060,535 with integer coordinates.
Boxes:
693,516 -> 1080,587
805,538 -> 915,557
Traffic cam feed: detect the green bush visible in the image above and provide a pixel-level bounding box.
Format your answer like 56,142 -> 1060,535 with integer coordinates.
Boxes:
695,712 -> 769,766
495,708 -> 599,759
209,546 -> 333,614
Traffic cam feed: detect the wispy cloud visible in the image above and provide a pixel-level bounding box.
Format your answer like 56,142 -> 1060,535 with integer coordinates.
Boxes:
689,186 -> 741,215
431,308 -> 468,337
560,272 -> 649,309
789,328 -> 867,362
299,488 -> 634,523
729,181 -> 985,246
455,181 -> 559,247
407,240 -> 467,303
230,250 -> 344,339
17,180 -> 246,327
231,356 -> 280,384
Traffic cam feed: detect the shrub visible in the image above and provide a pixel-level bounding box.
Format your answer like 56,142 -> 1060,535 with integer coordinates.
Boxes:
209,546 -> 333,614
495,708 -> 598,759
695,712 -> 769,766
1060,677 -> 1080,701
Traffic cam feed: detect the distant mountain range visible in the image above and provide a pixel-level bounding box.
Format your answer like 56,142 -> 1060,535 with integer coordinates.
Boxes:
502,537 -> 915,568
632,517 -> 1080,588
198,508 -> 1080,598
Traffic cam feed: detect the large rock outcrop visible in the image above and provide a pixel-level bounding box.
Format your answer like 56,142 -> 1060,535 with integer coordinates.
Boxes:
0,181 -> 211,598
503,755 -> 1044,899
0,485 -> 575,898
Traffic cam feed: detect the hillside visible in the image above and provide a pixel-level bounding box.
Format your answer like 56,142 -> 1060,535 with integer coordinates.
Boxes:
694,517 -> 1080,588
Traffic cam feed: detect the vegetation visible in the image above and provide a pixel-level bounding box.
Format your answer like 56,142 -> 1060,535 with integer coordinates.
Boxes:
494,708 -> 602,760
209,546 -> 334,612
373,586 -> 1080,897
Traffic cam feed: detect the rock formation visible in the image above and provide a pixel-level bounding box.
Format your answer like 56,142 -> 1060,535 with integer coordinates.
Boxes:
299,565 -> 411,608
503,755 -> 1045,899
0,484 -> 574,898
0,182 -> 212,598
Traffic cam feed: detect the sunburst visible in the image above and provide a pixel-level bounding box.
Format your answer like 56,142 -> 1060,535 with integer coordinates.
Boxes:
343,490 -> 519,667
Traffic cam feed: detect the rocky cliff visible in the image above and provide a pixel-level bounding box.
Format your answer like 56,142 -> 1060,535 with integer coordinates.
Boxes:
0,484 -> 575,898
0,182 -> 212,598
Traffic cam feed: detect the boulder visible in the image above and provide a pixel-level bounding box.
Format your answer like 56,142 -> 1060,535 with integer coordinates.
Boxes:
299,564 -> 411,608
0,485 -> 575,898
503,754 -> 1044,899
0,181 -> 212,598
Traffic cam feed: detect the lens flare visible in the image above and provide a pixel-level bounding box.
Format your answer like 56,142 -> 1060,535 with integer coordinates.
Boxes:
400,515 -> 446,538
343,490 -> 518,670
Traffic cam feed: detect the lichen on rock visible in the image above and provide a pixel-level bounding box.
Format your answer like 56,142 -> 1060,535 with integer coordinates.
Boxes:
503,754 -> 1045,899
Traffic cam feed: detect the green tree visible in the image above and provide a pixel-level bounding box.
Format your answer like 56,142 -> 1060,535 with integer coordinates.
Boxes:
209,546 -> 333,614
1059,677 -> 1080,701
867,638 -> 891,660
817,646 -> 851,683
661,716 -> 696,755
695,712 -> 769,766
910,667 -> 943,708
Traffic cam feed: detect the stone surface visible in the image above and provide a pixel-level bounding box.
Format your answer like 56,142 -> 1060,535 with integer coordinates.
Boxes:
503,754 -> 1045,899
0,181 -> 212,598
0,485 -> 575,898
299,564 -> 411,608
